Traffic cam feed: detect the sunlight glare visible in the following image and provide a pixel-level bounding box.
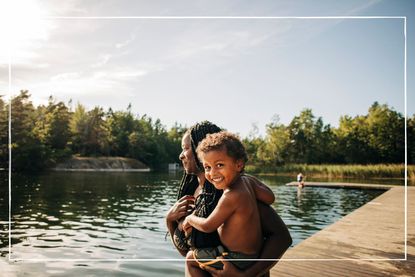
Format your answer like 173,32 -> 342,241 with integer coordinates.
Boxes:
0,0 -> 52,64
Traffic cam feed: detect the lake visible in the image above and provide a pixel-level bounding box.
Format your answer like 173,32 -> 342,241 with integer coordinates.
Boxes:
0,172 -> 387,276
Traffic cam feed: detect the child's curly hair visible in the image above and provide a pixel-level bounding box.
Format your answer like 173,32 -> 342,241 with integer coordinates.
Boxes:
196,131 -> 248,169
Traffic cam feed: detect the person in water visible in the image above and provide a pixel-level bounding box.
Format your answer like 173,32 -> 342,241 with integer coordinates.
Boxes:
183,131 -> 275,275
165,121 -> 292,276
297,173 -> 305,188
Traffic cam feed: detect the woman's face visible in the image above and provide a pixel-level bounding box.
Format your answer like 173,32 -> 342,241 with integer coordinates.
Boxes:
179,133 -> 198,174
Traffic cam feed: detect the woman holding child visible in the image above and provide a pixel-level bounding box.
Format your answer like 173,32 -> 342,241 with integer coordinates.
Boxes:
166,121 -> 291,277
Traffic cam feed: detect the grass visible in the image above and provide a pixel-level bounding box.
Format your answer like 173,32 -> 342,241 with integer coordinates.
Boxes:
245,163 -> 415,180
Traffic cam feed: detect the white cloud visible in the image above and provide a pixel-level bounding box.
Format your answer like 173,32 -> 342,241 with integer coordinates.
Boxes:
91,54 -> 112,68
115,34 -> 136,49
50,72 -> 82,82
113,71 -> 148,79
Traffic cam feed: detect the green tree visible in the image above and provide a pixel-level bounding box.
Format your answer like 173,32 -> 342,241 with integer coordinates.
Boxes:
33,96 -> 71,162
243,123 -> 265,165
335,115 -> 376,163
335,102 -> 405,164
70,104 -> 106,155
287,109 -> 326,163
365,102 -> 405,163
128,116 -> 170,169
10,90 -> 46,171
166,122 -> 187,162
106,106 -> 135,157
257,117 -> 290,165
407,114 -> 415,164
0,95 -> 8,169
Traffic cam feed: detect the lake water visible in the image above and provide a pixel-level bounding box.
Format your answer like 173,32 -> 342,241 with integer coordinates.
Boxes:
0,172 -> 386,276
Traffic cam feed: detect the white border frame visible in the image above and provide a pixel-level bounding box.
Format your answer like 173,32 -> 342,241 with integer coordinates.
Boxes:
7,15 -> 407,263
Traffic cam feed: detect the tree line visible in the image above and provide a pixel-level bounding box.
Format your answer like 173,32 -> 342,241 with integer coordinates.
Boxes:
244,104 -> 414,167
0,90 -> 413,172
0,90 -> 185,171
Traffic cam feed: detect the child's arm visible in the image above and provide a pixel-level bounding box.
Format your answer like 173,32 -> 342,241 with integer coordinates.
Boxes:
183,191 -> 237,234
245,175 -> 275,205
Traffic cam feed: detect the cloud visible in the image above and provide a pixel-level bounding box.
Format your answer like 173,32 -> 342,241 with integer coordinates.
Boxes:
50,72 -> 82,82
91,54 -> 112,68
115,34 -> 136,49
163,23 -> 289,68
91,69 -> 148,80
113,70 -> 148,79
344,0 -> 382,15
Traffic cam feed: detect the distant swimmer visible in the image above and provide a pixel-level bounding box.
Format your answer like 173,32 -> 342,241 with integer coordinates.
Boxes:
297,172 -> 305,188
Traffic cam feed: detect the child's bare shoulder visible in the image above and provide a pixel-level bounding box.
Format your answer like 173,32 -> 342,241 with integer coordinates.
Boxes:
241,173 -> 260,182
240,174 -> 261,186
222,187 -> 243,202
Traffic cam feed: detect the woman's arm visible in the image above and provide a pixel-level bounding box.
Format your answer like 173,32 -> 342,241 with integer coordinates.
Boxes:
244,202 -> 292,276
165,195 -> 195,257
203,202 -> 292,277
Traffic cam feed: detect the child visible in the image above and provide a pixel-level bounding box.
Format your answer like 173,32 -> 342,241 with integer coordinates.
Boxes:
183,131 -> 275,276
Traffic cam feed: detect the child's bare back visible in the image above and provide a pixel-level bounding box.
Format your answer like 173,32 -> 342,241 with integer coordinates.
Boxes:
217,175 -> 262,255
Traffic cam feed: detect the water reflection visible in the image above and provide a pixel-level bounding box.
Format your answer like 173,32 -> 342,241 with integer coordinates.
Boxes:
0,172 -> 386,276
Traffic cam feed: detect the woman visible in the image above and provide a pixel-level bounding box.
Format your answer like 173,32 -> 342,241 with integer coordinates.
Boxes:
166,121 -> 292,276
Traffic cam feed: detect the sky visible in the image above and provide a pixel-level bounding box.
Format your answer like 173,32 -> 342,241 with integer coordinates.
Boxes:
0,0 -> 414,137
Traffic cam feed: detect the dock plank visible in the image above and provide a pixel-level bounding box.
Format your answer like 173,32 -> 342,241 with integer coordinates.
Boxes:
286,181 -> 398,190
271,186 -> 415,276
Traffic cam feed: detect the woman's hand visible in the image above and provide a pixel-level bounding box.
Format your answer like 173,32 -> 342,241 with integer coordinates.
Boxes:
166,195 -> 195,224
202,258 -> 247,277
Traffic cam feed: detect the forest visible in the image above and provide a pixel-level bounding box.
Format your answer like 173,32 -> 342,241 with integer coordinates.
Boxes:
0,90 -> 413,172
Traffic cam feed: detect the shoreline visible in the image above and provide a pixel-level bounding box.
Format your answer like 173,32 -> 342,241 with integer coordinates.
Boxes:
246,163 -> 415,180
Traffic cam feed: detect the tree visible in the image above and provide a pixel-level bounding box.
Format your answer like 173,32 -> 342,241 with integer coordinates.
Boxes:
0,95 -> 8,169
287,109 -> 327,163
407,114 -> 415,164
33,96 -> 71,162
335,115 -> 376,163
166,122 -> 187,162
257,117 -> 290,165
70,104 -> 107,155
365,102 -> 405,163
106,108 -> 135,157
10,90 -> 46,171
335,102 -> 405,164
243,123 -> 265,165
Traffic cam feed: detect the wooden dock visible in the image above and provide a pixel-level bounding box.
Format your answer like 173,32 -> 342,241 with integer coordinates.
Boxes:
271,186 -> 414,276
286,181 -> 397,190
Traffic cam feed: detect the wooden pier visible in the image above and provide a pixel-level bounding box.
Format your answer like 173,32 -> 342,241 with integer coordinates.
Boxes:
271,185 -> 414,276
286,181 -> 397,190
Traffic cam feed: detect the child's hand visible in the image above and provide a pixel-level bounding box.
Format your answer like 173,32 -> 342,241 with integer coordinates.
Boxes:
182,215 -> 193,237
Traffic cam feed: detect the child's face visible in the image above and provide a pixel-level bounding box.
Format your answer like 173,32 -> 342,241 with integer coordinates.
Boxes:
200,148 -> 243,190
